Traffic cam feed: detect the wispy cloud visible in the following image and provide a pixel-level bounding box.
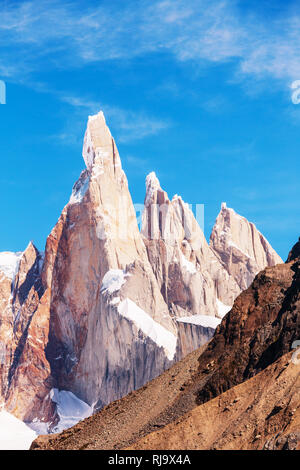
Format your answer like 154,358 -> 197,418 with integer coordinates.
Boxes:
1,0 -> 300,89
54,93 -> 171,144
201,95 -> 231,114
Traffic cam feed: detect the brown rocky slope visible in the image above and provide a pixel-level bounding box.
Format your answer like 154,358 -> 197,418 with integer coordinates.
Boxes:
129,352 -> 300,450
31,239 -> 300,450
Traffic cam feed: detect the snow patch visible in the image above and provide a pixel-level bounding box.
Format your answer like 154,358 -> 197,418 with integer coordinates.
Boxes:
101,269 -> 130,295
83,112 -> 107,171
110,296 -> 121,306
69,173 -> 90,205
118,298 -> 177,360
228,240 -> 251,258
216,298 -> 232,319
28,419 -> 49,436
0,409 -> 37,450
82,126 -> 95,171
88,110 -> 105,123
176,314 -> 221,329
0,251 -> 22,281
50,389 -> 93,433
180,252 -> 197,274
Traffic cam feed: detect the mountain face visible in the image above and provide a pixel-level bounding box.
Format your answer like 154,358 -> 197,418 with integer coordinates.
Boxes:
31,239 -> 299,451
0,243 -> 53,427
210,203 -> 282,292
0,111 -> 282,436
141,173 -> 240,319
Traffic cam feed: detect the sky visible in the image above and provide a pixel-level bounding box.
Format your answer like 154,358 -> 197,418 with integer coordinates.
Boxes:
0,0 -> 299,260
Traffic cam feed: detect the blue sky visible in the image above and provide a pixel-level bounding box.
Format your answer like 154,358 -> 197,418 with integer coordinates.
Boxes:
0,0 -> 299,259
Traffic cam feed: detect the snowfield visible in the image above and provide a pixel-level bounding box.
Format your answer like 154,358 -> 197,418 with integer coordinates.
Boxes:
0,409 -> 37,450
101,269 -> 130,295
216,298 -> 232,318
50,388 -> 93,433
118,298 -> 177,360
0,251 -> 23,281
176,314 -> 221,329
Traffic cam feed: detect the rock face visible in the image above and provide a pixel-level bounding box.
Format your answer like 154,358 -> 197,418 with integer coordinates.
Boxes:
210,202 -> 282,292
31,239 -> 300,451
45,111 -> 179,411
141,173 -> 240,319
0,112 -> 214,432
287,237 -> 300,262
0,243 -> 52,425
0,110 -> 283,436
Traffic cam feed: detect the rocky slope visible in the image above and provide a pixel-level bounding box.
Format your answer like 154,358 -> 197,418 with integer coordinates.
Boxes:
31,348 -> 300,451
129,352 -> 300,450
0,110 -> 283,436
31,239 -> 299,450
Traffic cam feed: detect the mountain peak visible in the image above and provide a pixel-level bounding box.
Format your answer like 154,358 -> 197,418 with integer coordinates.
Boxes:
82,110 -> 115,172
210,204 -> 282,291
145,172 -> 164,206
88,110 -> 105,124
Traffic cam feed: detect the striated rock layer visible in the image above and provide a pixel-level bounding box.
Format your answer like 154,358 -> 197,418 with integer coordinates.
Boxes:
0,111 -> 283,433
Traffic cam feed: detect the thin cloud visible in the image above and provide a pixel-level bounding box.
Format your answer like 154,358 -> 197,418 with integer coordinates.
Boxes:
55,93 -> 171,144
1,0 -> 300,90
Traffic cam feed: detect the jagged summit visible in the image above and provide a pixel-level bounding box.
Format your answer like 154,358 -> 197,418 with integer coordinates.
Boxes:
210,203 -> 283,291
145,172 -> 162,206
88,110 -> 105,123
146,171 -> 160,190
82,110 -> 122,177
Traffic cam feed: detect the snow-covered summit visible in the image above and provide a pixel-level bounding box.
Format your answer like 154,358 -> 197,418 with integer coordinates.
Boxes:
88,110 -> 105,124
82,110 -> 114,172
145,172 -> 162,206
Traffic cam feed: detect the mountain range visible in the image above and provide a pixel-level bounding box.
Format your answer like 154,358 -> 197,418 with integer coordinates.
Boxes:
0,111 -> 285,447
